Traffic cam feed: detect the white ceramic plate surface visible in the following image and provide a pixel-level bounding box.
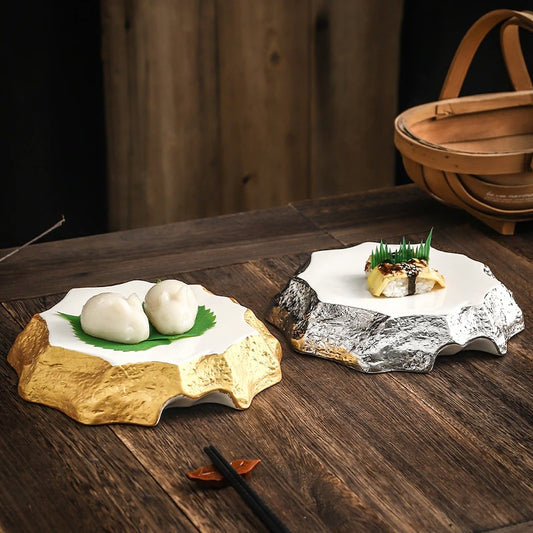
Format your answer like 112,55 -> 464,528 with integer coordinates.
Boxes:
40,280 -> 258,366
297,243 -> 500,318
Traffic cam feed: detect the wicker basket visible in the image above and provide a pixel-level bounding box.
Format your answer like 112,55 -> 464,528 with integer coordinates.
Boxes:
394,9 -> 533,235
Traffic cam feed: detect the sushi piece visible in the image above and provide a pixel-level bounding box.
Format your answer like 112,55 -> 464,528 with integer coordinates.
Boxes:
367,257 -> 446,297
365,229 -> 446,298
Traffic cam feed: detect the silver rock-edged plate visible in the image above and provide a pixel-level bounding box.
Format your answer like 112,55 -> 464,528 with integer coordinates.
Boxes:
267,243 -> 524,373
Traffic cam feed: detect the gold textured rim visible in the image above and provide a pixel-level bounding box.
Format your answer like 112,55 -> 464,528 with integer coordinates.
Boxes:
8,311 -> 282,426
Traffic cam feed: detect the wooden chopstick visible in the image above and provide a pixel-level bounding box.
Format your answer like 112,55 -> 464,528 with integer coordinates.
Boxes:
204,445 -> 292,533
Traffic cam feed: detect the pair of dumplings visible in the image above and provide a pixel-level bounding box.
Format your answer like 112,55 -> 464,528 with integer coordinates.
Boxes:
80,280 -> 198,344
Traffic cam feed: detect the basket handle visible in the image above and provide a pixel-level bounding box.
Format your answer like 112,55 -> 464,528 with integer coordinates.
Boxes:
439,9 -> 533,100
501,17 -> 533,91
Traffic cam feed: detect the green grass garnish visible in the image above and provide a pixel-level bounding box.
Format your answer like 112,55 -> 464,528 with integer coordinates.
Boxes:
58,305 -> 216,352
370,228 -> 433,269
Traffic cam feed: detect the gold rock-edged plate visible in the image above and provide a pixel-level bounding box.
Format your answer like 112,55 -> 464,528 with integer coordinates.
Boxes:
8,282 -> 282,426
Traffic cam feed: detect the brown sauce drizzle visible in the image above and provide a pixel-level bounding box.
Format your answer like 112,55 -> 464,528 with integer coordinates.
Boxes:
377,258 -> 426,296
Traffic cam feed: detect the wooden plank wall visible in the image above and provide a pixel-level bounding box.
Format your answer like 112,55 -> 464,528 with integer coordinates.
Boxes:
101,0 -> 403,230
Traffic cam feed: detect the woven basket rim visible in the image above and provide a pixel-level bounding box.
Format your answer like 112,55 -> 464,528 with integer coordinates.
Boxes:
394,90 -> 533,174
395,90 -> 533,152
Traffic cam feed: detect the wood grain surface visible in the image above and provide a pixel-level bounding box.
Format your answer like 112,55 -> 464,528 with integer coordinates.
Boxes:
217,0 -> 310,214
101,0 -> 220,229
310,0 -> 403,197
1,185 -> 532,532
100,1 -> 401,230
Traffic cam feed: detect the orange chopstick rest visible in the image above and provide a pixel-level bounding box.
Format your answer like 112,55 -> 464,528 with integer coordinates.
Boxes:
187,459 -> 261,488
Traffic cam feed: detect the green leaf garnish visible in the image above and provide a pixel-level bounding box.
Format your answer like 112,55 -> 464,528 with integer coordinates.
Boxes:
370,228 -> 433,269
415,227 -> 433,261
58,306 -> 216,352
370,240 -> 393,269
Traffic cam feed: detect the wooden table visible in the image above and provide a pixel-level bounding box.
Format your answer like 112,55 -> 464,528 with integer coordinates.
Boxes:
1,184 -> 532,533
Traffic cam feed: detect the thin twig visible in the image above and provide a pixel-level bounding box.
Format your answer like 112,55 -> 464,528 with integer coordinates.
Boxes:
0,215 -> 66,263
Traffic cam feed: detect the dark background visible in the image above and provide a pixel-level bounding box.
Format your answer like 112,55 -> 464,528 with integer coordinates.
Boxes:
1,1 -> 106,248
1,1 -> 532,248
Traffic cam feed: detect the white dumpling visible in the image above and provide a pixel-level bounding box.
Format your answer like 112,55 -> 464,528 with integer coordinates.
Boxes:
80,292 -> 150,344
144,280 -> 198,335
